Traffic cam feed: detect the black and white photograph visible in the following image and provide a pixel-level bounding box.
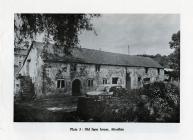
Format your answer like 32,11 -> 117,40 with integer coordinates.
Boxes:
4,0 -> 193,139
13,14 -> 180,122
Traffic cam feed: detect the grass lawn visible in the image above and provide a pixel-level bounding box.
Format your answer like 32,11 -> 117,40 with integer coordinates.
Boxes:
14,82 -> 180,122
14,96 -> 80,122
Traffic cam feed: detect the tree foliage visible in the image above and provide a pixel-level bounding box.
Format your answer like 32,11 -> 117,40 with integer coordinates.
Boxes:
169,30 -> 180,49
137,54 -> 170,68
137,31 -> 180,79
168,31 -> 180,79
14,14 -> 99,55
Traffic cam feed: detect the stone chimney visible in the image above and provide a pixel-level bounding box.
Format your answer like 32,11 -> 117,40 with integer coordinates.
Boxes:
128,45 -> 130,55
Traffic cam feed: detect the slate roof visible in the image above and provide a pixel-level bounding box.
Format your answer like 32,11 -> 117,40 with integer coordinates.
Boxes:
72,48 -> 162,68
42,43 -> 163,68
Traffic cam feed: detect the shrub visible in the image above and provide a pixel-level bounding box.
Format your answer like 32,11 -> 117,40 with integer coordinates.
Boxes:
77,81 -> 180,122
138,82 -> 180,122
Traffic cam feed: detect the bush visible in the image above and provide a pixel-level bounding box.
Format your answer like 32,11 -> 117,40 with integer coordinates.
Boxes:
109,86 -> 128,96
77,81 -> 180,122
138,82 -> 180,122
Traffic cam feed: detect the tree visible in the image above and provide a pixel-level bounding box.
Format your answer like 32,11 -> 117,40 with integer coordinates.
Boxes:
169,31 -> 180,49
168,30 -> 180,79
137,54 -> 170,68
14,14 -> 99,55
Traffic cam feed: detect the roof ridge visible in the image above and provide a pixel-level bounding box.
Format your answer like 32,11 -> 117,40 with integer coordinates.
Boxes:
32,41 -> 156,59
79,47 -> 137,57
27,41 -> 162,68
78,47 -> 155,62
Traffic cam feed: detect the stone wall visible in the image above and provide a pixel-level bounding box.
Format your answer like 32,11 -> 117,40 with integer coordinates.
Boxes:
43,62 -> 71,96
14,48 -> 27,67
14,49 -> 27,95
43,63 -> 127,96
17,43 -> 164,98
43,62 -> 164,96
19,47 -> 44,97
126,67 -> 164,89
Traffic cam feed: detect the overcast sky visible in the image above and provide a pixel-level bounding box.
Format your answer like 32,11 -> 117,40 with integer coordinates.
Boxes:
78,14 -> 180,56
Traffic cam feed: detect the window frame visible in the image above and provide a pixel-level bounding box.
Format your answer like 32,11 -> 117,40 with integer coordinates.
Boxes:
103,78 -> 107,84
62,66 -> 67,72
145,67 -> 148,74
71,63 -> 77,71
95,64 -> 101,72
45,68 -> 50,77
57,79 -> 65,89
143,77 -> 150,82
19,61 -> 22,67
157,68 -> 160,75
138,76 -> 141,82
87,79 -> 94,87
112,77 -> 118,84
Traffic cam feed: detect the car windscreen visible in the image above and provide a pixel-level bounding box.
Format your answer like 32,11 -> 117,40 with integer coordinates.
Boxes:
96,86 -> 105,91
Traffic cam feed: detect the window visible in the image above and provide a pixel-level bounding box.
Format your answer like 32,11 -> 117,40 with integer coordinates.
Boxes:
71,64 -> 77,71
87,79 -> 93,87
26,59 -> 30,75
157,68 -> 160,75
95,65 -> 100,72
143,78 -> 150,82
57,79 -> 65,88
61,80 -> 65,88
80,67 -> 84,72
138,76 -> 141,82
45,68 -> 50,77
62,66 -> 67,72
103,78 -> 107,84
112,77 -> 118,84
145,67 -> 148,74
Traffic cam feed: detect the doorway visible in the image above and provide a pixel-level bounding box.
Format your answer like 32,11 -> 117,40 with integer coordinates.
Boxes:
72,79 -> 81,96
126,73 -> 131,90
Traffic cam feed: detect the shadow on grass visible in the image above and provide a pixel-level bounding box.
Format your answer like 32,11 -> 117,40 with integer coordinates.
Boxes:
14,103 -> 80,122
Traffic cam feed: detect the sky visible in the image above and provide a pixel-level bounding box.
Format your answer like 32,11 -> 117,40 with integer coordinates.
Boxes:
78,14 -> 180,56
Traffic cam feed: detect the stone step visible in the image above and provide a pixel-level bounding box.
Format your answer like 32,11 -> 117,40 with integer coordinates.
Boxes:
21,85 -> 33,87
21,83 -> 32,85
19,76 -> 35,100
21,79 -> 32,82
21,81 -> 32,83
21,88 -> 33,90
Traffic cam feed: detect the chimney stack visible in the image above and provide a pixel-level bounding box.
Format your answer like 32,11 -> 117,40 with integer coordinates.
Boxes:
128,45 -> 130,55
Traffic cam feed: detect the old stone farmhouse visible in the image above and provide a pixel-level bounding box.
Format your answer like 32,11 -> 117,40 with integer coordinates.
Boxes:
15,41 -> 164,98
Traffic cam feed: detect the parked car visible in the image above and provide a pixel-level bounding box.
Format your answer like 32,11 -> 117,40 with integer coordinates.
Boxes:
86,85 -> 113,99
109,85 -> 127,96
